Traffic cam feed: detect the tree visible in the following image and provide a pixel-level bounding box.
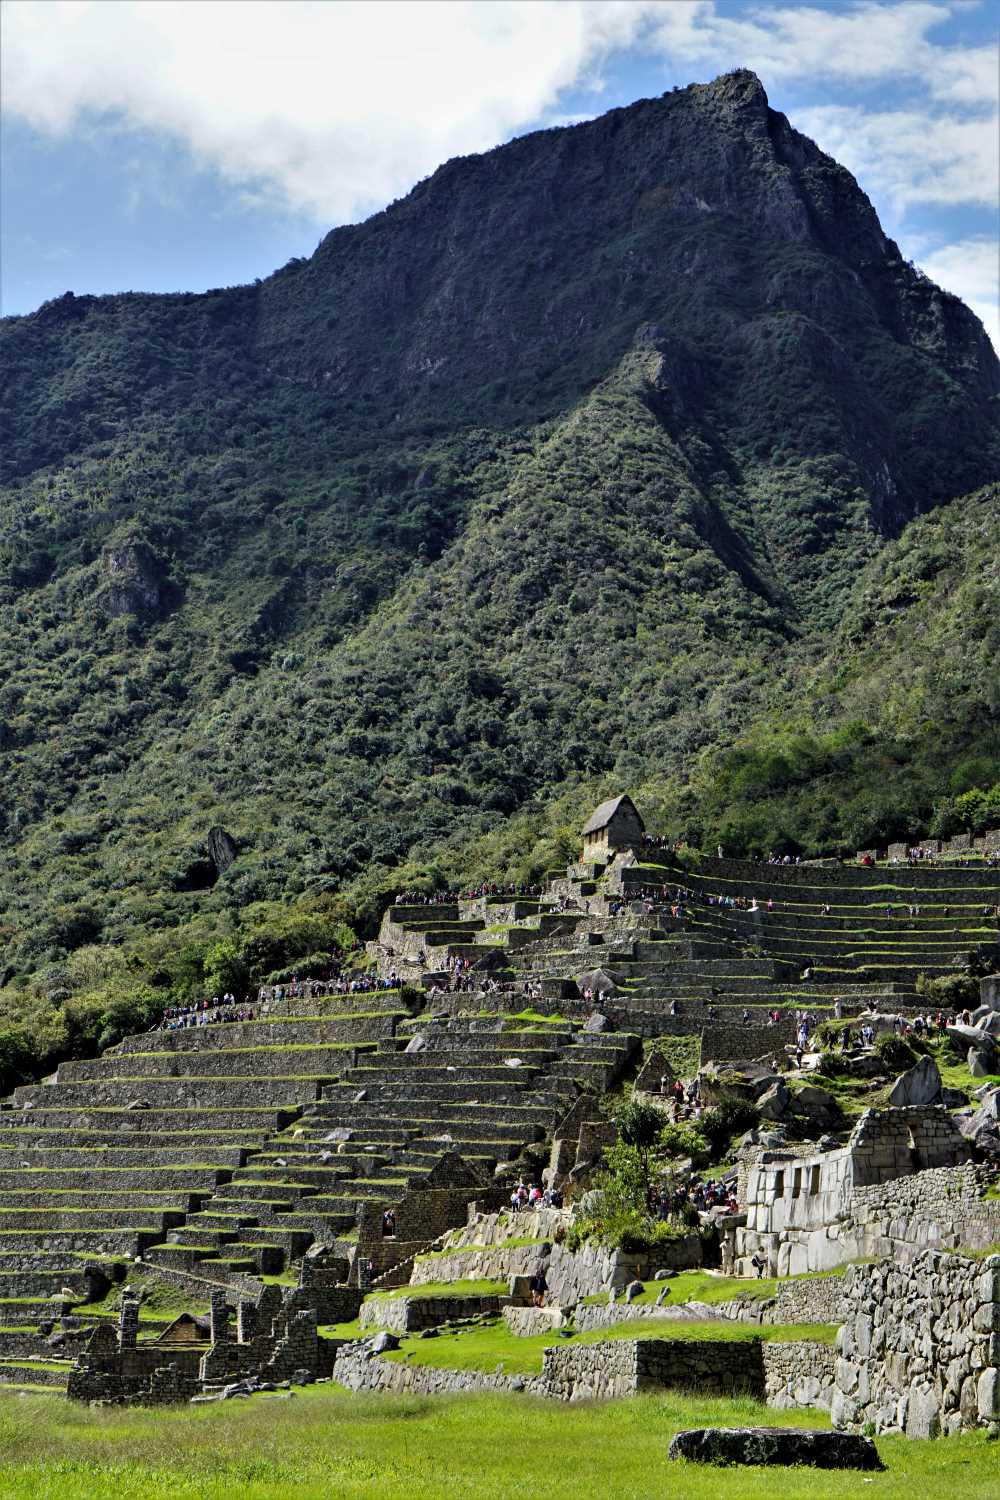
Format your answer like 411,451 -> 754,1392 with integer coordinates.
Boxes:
612,1096 -> 668,1203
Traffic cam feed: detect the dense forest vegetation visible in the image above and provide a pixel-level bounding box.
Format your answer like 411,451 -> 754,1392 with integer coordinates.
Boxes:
0,70 -> 997,1086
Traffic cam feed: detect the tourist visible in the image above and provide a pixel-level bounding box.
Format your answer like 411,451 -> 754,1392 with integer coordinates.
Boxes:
529,1267 -> 548,1308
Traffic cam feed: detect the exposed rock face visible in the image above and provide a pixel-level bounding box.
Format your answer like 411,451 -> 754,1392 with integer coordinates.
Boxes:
668,1427 -> 882,1470
96,543 -> 163,617
206,827 -> 238,875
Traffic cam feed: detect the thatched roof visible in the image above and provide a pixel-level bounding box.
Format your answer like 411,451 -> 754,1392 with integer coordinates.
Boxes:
581,794 -> 643,837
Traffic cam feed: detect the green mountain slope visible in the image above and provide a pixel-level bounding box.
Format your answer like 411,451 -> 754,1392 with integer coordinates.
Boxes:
0,70 -> 997,1054
667,481 -> 1000,856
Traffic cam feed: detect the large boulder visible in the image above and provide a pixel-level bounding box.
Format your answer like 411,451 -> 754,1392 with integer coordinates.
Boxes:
948,1023 -> 996,1055
790,1084 -> 838,1124
756,1081 -> 789,1120
969,1047 -> 997,1078
582,1012 -> 610,1033
965,1085 -> 1000,1137
668,1428 -> 883,1470
888,1054 -> 942,1108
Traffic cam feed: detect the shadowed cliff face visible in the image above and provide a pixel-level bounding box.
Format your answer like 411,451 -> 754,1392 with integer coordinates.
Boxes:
0,71 -> 996,974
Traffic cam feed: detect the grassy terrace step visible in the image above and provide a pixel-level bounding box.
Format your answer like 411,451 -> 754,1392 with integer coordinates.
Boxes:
234,1164 -> 372,1189
637,858 -> 1000,890
364,1053 -> 558,1072
310,1105 -> 562,1131
0,1231 -> 153,1254
231,1225 -> 313,1255
0,1362 -> 69,1387
696,911 -> 998,934
58,1045 -> 371,1082
5,1108 -> 297,1131
13,1080 -> 332,1109
116,1013 -> 405,1053
340,1067 -> 546,1088
0,1191 -> 206,1211
0,1168 -> 230,1192
255,1209 -> 354,1234
0,1208 -> 181,1230
312,1097 -> 559,1122
0,1127 -> 266,1150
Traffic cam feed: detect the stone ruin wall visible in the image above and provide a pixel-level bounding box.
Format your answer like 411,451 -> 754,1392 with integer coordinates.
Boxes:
834,1251 -> 1000,1437
737,1109 -> 981,1276
332,1332 -> 808,1405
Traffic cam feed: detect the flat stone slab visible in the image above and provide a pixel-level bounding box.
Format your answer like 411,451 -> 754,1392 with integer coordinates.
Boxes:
668,1427 -> 883,1470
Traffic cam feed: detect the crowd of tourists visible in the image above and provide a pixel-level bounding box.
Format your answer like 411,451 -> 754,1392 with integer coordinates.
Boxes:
394,882 -> 543,906
509,1179 -> 563,1211
159,996 -> 257,1030
648,1175 -> 739,1219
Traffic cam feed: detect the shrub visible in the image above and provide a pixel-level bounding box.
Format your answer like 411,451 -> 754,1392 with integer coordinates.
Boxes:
874,1032 -> 918,1071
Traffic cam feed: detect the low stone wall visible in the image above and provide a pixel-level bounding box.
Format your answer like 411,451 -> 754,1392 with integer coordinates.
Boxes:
360,1293 -> 502,1335
701,1023 -> 796,1063
410,1212 -> 701,1304
573,1301 -> 716,1333
712,1275 -> 847,1326
410,1241 -> 546,1287
334,1334 -> 766,1403
136,1260 -> 261,1306
850,1166 -> 1000,1259
834,1251 -> 1000,1436
0,1363 -> 68,1387
332,1344 -> 539,1398
762,1340 -> 836,1410
409,1208 -> 569,1288
541,1337 -> 764,1401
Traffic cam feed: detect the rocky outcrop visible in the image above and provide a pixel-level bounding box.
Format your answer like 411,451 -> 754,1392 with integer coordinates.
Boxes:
96,543 -> 164,618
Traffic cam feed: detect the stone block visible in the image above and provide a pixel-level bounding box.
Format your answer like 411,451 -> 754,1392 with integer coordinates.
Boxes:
668,1428 -> 882,1470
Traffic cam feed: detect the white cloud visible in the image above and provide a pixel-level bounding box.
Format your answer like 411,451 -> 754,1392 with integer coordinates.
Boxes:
916,235 -> 999,344
793,104 -> 998,210
1,0 -> 653,223
649,1 -> 996,106
2,0 -> 995,346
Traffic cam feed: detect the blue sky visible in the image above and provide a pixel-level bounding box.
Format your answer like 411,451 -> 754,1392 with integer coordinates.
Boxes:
2,1 -> 997,343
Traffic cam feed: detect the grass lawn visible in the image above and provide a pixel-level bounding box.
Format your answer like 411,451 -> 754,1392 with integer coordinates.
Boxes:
0,1385 -> 995,1500
580,1268 -> 845,1309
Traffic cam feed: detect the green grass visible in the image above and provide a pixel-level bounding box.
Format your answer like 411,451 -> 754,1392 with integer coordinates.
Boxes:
415,1236 -> 545,1264
80,1275 -> 208,1323
580,1268 -> 843,1309
366,1280 -> 507,1303
318,1318 -> 363,1340
0,1384 -> 996,1500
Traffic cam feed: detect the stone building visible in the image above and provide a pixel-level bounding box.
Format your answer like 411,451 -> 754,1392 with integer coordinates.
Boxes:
735,1106 -> 973,1275
580,795 -> 645,863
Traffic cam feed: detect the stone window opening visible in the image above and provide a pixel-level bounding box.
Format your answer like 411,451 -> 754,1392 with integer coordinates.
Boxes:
809,1165 -> 821,1195
792,1168 -> 802,1199
774,1170 -> 785,1197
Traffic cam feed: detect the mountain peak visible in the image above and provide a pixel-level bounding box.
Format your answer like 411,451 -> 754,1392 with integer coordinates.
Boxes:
699,68 -> 769,109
